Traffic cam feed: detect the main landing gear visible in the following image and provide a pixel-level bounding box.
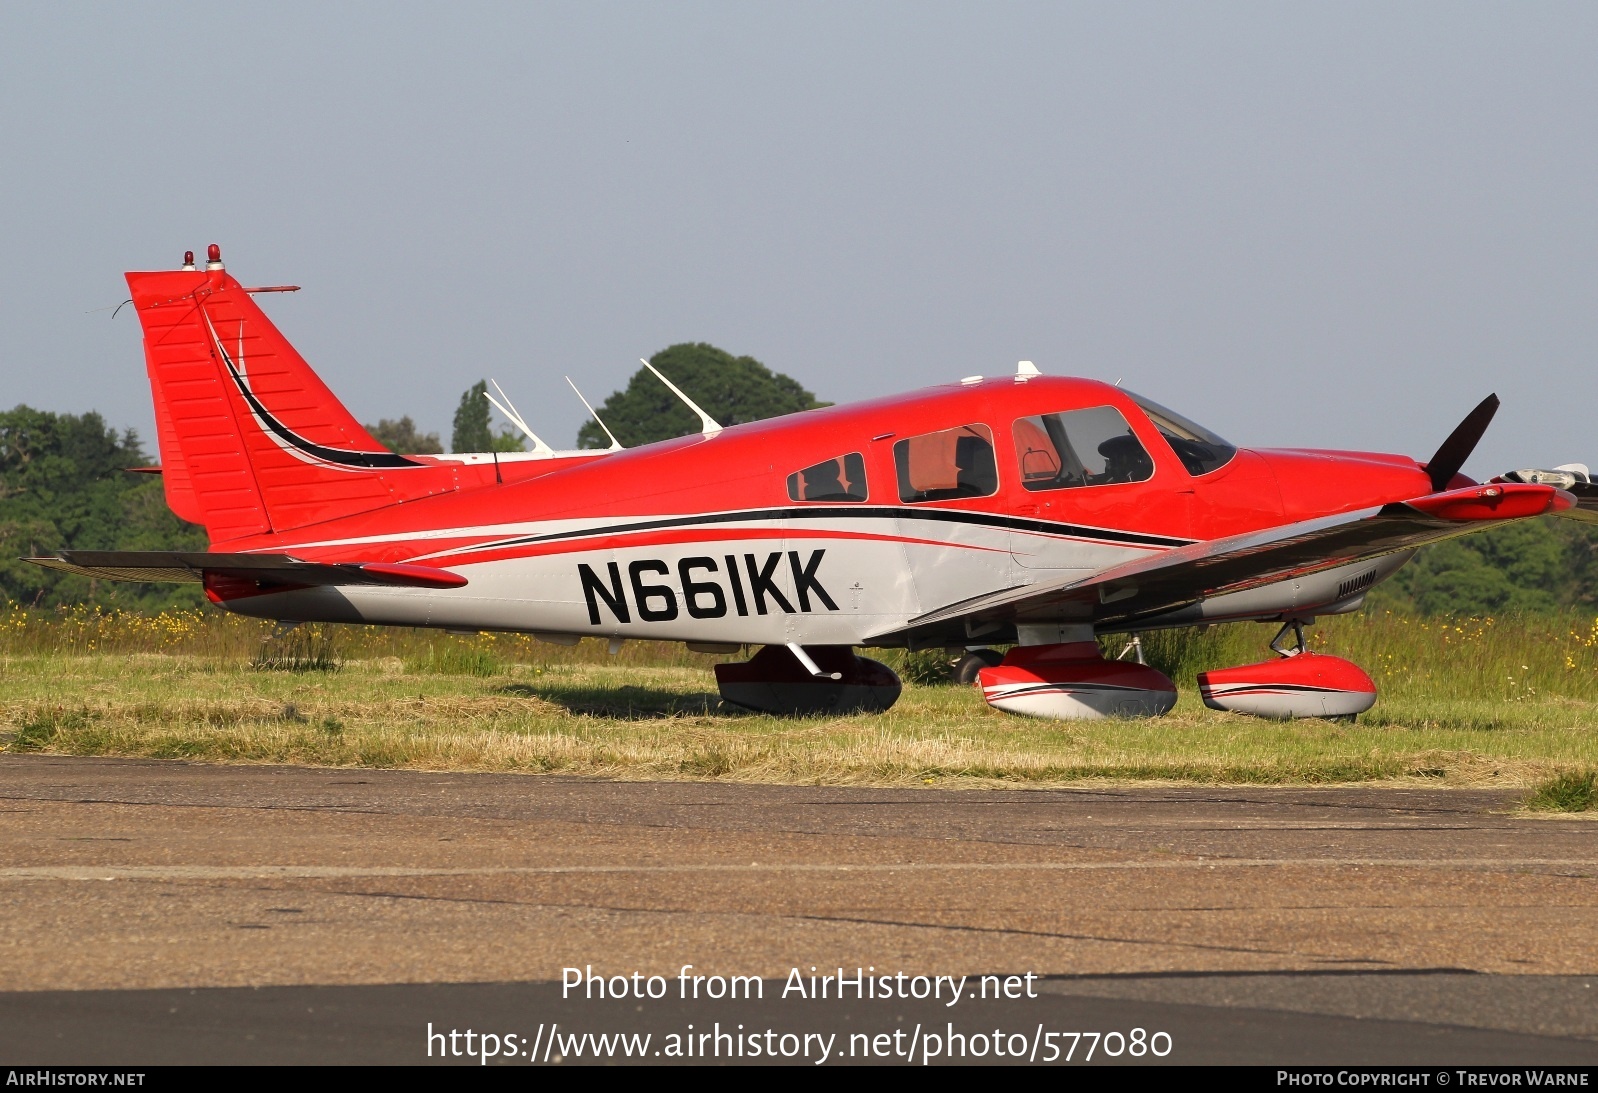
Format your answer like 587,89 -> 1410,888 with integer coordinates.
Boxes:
714,644 -> 902,716
975,626 -> 1178,720
953,647 -> 1004,686
1196,620 -> 1376,720
715,621 -> 1378,722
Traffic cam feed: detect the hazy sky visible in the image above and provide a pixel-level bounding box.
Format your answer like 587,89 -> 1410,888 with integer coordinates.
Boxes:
2,3 -> 1595,478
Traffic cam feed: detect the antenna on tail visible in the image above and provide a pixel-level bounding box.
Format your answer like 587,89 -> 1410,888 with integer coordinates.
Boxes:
565,377 -> 624,450
484,379 -> 554,456
642,358 -> 722,438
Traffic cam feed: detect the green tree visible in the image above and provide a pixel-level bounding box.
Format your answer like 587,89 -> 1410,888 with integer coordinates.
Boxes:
364,416 -> 442,455
0,406 -> 206,609
451,381 -> 526,453
490,428 -> 526,453
576,343 -> 826,449
1377,517 -> 1590,616
451,382 -> 493,453
1556,519 -> 1598,609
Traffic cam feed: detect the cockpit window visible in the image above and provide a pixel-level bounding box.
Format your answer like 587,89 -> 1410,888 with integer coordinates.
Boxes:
1125,391 -> 1238,476
787,453 -> 868,502
1013,406 -> 1154,491
894,424 -> 998,502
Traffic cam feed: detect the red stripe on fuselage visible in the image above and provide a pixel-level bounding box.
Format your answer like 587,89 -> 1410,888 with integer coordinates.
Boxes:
421,526 -> 1013,570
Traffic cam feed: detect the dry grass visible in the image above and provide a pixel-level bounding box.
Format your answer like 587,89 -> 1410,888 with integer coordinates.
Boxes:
4,644 -> 1597,788
4,604 -> 1598,787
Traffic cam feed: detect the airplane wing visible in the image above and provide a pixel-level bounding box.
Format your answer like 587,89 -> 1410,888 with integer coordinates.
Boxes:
1493,468 -> 1598,523
1553,481 -> 1598,524
25,551 -> 467,590
875,481 -> 1568,643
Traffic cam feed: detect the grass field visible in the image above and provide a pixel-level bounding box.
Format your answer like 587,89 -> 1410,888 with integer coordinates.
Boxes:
2,605 -> 1596,800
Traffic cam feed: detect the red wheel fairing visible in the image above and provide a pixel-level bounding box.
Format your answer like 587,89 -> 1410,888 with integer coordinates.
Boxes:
1198,652 -> 1376,719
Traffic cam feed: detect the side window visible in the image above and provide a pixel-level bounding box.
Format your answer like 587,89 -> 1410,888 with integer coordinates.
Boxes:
1013,406 -> 1154,492
787,453 -> 868,502
894,424 -> 998,503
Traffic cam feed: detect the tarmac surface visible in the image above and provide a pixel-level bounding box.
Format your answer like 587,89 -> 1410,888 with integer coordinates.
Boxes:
1,755 -> 1595,1064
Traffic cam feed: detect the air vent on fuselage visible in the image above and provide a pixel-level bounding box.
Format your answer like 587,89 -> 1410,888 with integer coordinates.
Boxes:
1337,569 -> 1377,600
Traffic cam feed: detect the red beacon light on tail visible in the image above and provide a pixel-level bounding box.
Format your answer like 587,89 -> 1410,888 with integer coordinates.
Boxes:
180,251 -> 196,271
205,244 -> 223,271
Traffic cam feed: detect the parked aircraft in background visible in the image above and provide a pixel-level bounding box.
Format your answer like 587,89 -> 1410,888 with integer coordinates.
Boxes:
30,247 -> 1598,719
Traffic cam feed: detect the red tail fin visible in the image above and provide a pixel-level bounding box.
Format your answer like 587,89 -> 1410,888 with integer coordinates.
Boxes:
127,249 -> 456,543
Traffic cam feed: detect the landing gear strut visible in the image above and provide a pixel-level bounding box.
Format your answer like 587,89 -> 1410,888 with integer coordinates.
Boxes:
1269,619 -> 1308,658
715,645 -> 902,716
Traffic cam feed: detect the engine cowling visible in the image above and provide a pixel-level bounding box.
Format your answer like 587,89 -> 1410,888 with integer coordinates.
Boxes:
977,641 -> 1177,720
715,645 -> 902,716
1197,652 -> 1376,719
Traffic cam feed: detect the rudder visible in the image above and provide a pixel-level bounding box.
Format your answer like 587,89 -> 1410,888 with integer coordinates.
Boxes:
127,247 -> 456,544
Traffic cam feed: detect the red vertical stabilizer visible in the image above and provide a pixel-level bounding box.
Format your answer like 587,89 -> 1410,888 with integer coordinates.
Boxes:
126,252 -> 459,544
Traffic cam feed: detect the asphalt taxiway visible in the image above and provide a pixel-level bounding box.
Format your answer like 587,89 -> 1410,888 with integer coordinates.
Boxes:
1,755 -> 1594,1064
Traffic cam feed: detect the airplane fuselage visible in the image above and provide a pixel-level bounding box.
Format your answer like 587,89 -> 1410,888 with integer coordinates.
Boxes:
210,375 -> 1437,646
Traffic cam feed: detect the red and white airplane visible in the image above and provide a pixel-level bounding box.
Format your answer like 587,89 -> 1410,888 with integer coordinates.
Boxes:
31,246 -> 1598,720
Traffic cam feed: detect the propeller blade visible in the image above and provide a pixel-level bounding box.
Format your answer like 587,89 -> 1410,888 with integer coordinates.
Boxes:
1424,393 -> 1499,492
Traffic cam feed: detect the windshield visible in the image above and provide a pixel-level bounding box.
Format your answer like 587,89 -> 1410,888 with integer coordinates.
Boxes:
1125,391 -> 1237,476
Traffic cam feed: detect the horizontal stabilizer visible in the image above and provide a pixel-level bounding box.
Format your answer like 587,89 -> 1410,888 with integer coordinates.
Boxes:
25,551 -> 466,590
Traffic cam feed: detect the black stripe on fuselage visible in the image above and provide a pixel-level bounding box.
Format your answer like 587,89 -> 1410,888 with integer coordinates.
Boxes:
472,506 -> 1193,555
205,308 -> 426,471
